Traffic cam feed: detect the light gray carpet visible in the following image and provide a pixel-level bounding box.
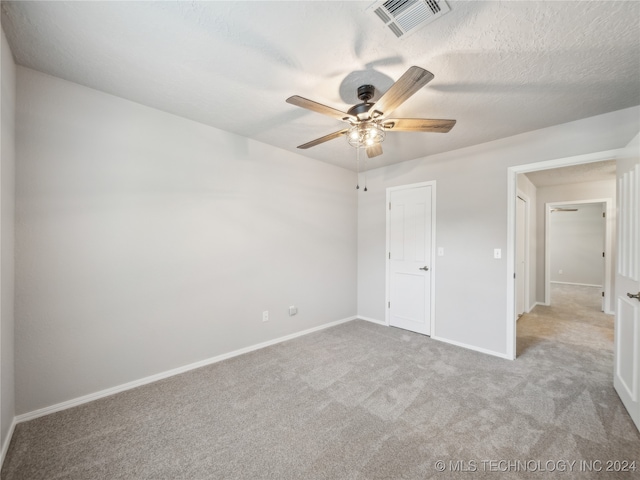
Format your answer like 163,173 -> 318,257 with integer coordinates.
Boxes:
3,284 -> 639,479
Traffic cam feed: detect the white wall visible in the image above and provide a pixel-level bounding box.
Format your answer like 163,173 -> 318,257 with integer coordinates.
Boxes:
0,26 -> 16,458
536,179 -> 616,309
358,106 -> 639,357
517,174 -> 537,312
549,203 -> 605,286
15,67 -> 357,415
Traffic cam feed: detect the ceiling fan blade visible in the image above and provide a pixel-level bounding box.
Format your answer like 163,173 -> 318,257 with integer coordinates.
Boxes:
297,129 -> 349,149
382,118 -> 456,133
366,143 -> 383,158
370,66 -> 434,118
286,96 -> 355,122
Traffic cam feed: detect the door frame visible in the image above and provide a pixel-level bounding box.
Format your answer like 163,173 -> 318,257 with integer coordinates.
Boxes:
385,181 -> 436,335
544,199 -> 613,312
515,191 -> 531,318
506,148 -> 623,359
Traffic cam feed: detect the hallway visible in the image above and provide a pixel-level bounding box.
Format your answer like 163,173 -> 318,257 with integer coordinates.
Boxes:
518,284 -> 613,354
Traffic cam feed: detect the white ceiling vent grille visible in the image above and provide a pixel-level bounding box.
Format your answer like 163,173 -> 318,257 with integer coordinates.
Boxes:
368,0 -> 450,39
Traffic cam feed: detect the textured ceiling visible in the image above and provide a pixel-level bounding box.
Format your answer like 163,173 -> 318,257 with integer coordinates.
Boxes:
2,1 -> 639,171
524,159 -> 617,188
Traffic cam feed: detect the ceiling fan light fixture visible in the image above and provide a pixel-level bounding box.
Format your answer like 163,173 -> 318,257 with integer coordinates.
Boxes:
347,121 -> 385,148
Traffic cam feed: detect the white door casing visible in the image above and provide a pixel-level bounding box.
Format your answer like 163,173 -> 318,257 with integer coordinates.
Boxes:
386,182 -> 435,336
601,202 -> 607,312
614,139 -> 640,432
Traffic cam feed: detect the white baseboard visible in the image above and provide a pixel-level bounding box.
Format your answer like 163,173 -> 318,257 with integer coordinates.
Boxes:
357,316 -> 387,326
1,417 -> 17,470
16,315 -> 357,424
431,335 -> 513,360
550,281 -> 602,288
359,318 -> 512,359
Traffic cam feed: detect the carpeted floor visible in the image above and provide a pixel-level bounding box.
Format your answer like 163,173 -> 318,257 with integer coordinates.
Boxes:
2,284 -> 639,479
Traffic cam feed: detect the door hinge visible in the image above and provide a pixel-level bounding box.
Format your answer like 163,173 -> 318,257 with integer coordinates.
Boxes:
514,273 -> 516,279
602,291 -> 605,297
389,252 -> 391,259
603,212 -> 606,218
603,252 -> 605,257
388,301 -> 390,308
389,202 -> 391,210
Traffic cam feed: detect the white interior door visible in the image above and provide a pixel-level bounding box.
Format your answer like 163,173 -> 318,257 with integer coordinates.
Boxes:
516,195 -> 527,318
387,184 -> 434,336
614,136 -> 640,432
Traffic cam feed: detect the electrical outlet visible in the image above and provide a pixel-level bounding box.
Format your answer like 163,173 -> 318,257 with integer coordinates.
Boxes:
289,305 -> 298,316
494,248 -> 502,259
262,310 -> 269,322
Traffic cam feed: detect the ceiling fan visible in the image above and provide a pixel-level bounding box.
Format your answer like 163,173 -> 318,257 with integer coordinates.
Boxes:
286,66 -> 456,158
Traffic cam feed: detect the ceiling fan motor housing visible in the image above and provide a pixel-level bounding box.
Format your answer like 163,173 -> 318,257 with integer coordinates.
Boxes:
347,102 -> 374,120
346,85 -> 377,120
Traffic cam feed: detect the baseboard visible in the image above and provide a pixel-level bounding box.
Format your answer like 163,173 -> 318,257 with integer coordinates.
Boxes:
431,335 -> 513,360
1,417 -> 17,470
16,315 -> 357,424
550,281 -> 602,288
358,318 -> 512,359
357,315 -> 387,326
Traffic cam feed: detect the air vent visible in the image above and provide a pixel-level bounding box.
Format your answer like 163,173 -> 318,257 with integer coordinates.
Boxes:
367,0 -> 450,38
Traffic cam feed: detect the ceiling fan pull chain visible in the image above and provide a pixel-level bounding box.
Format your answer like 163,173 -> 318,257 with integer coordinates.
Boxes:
364,155 -> 368,192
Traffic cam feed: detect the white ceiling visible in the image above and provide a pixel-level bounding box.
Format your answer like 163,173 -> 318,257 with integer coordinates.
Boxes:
2,1 -> 639,172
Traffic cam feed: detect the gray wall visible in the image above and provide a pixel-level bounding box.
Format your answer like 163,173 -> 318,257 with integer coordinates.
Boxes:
549,203 -> 605,286
1,27 -> 16,456
357,107 -> 639,357
15,67 -> 357,414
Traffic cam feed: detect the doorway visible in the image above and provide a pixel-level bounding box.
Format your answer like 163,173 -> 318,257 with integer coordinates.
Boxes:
506,149 -> 621,359
545,200 -> 609,311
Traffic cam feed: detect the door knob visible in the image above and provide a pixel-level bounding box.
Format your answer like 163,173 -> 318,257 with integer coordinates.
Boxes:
419,266 -> 429,271
627,292 -> 640,301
